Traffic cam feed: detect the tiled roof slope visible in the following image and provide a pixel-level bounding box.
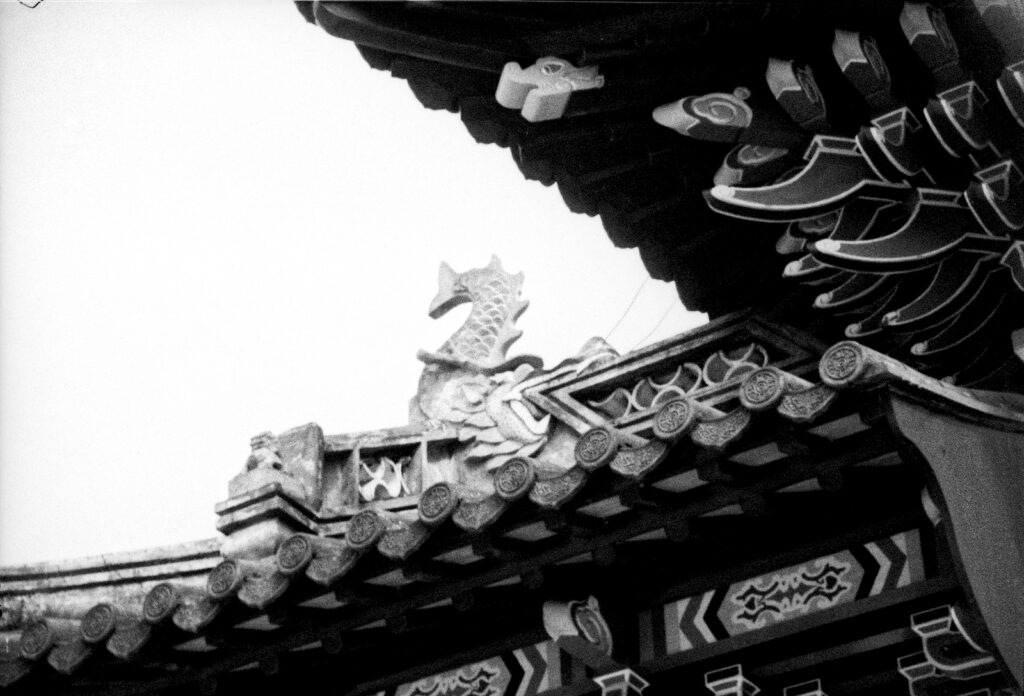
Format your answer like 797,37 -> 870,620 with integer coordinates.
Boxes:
2,310 -> 1022,695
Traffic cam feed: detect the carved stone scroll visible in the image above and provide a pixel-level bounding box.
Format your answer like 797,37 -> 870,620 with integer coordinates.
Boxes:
543,596 -> 615,669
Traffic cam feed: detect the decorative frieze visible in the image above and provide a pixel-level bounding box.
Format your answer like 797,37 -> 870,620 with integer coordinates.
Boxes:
587,343 -> 770,422
639,530 -> 925,660
374,640 -> 590,696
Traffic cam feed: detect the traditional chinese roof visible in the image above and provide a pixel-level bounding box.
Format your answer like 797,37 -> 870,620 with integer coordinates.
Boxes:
3,303 -> 1021,695
296,1 -> 1024,392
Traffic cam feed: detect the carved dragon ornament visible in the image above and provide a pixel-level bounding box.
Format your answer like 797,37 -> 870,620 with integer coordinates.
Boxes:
413,256 -> 609,471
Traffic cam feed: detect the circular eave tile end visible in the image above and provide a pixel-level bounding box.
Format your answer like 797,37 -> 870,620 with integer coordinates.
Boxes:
574,427 -> 619,470
652,398 -> 697,440
276,534 -> 314,576
819,341 -> 867,386
143,583 -> 180,624
494,457 -> 536,501
418,482 -> 458,526
19,621 -> 55,661
346,510 -> 384,550
206,559 -> 243,601
81,603 -> 117,644
740,367 -> 786,411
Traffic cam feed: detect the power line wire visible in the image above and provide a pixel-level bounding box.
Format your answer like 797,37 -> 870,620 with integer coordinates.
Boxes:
604,277 -> 648,342
630,301 -> 678,351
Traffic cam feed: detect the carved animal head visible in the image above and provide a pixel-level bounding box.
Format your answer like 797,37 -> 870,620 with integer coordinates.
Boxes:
427,256 -> 525,319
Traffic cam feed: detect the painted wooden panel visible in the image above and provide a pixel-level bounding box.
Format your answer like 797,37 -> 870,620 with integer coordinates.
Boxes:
639,529 -> 925,659
374,640 -> 587,696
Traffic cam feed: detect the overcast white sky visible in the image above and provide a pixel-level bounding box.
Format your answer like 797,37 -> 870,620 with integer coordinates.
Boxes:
0,1 -> 704,565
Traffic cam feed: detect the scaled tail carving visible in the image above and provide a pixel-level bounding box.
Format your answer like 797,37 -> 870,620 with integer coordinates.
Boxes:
417,255 -> 542,374
414,257 -> 549,471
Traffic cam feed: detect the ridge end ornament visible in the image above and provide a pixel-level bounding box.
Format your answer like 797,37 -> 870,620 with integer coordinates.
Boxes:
543,596 -> 616,670
496,57 -> 604,122
414,257 -> 552,475
819,341 -> 869,386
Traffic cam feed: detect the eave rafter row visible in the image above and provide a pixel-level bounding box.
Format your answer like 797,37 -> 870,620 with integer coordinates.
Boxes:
654,1 -> 1024,390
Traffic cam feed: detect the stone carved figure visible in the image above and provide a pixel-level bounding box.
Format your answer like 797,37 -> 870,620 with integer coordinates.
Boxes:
245,432 -> 284,472
414,257 -> 551,471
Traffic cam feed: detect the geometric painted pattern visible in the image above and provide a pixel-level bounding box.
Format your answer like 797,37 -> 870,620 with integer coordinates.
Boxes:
639,530 -> 924,659
377,640 -> 588,696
